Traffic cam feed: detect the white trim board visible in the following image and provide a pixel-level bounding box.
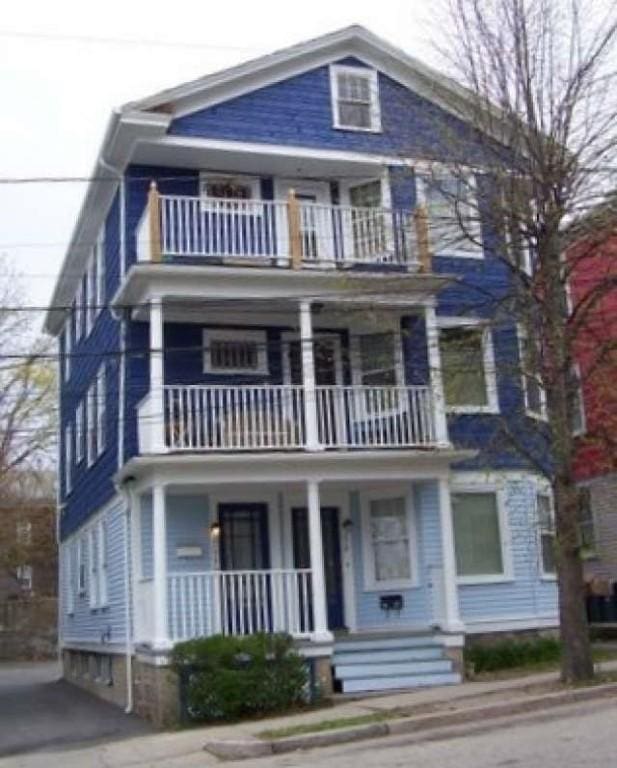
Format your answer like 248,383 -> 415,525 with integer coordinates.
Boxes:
464,615 -> 559,634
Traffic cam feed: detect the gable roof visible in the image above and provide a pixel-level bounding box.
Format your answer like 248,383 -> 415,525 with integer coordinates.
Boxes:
44,25 -> 483,335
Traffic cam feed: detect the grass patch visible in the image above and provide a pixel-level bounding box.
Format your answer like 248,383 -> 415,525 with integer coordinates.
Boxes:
465,637 -> 561,675
258,712 -> 392,741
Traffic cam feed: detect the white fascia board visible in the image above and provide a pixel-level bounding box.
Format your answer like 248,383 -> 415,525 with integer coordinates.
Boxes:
44,111 -> 171,337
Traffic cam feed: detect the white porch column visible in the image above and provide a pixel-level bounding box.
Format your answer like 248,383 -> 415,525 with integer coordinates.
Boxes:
299,300 -> 320,450
307,479 -> 332,642
152,483 -> 169,647
150,299 -> 165,453
437,477 -> 464,633
425,305 -> 450,446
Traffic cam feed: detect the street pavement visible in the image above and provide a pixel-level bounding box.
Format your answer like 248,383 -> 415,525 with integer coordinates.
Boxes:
0,661 -> 151,758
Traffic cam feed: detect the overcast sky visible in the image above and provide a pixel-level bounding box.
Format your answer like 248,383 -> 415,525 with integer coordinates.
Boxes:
0,1 -> 442,326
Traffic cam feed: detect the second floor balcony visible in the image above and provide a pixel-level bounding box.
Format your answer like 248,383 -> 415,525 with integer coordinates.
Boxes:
136,184 -> 430,271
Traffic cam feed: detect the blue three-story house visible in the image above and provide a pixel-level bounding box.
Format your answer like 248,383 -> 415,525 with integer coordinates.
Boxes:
45,26 -> 559,724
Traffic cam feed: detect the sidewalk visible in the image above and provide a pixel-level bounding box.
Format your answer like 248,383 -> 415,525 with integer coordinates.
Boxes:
3,660 -> 617,767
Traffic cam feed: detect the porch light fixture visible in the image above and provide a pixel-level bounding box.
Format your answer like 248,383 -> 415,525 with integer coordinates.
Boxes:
342,518 -> 354,530
209,521 -> 221,540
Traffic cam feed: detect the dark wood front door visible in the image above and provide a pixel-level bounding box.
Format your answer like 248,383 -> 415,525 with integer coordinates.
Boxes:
291,506 -> 345,631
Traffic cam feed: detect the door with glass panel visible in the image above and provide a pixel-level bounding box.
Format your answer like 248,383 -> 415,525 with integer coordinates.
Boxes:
346,181 -> 389,263
279,181 -> 333,263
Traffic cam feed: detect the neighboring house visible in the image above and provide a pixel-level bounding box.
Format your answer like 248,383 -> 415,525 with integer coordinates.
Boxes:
0,471 -> 56,600
568,197 -> 617,587
44,26 -> 558,723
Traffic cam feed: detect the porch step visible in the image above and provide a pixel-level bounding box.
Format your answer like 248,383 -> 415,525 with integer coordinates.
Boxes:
333,634 -> 461,694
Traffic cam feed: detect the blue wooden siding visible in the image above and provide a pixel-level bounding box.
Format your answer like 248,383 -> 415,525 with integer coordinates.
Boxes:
61,499 -> 127,646
457,478 -> 558,623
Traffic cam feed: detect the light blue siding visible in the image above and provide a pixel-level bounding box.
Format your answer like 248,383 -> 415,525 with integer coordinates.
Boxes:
166,494 -> 212,572
61,499 -> 127,647
457,478 -> 558,623
140,495 -> 153,580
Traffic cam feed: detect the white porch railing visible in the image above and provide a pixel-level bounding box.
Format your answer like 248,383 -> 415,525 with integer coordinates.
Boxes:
140,193 -> 419,267
159,384 -> 436,452
168,569 -> 313,642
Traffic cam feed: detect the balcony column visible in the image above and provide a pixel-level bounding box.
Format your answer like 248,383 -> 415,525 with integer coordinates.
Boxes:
425,305 -> 449,446
437,477 -> 464,634
152,483 -> 170,647
307,479 -> 332,642
299,299 -> 320,450
149,299 -> 165,453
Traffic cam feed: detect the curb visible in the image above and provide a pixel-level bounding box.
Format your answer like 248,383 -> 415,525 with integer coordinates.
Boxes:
202,681 -> 617,760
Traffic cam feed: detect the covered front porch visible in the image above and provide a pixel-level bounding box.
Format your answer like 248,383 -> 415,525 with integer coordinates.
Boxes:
127,466 -> 464,652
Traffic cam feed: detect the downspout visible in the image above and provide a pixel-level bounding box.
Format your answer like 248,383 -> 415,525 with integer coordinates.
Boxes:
118,479 -> 135,714
55,332 -> 65,667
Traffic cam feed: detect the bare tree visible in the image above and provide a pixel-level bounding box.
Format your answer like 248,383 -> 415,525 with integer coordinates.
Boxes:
419,0 -> 617,681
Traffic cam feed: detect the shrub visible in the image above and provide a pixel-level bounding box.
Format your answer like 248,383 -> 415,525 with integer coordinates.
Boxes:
171,633 -> 308,722
465,637 -> 561,673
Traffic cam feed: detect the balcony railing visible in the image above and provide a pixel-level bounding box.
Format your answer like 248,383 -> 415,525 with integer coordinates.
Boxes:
168,568 -> 313,642
154,383 -> 437,452
137,186 -> 428,269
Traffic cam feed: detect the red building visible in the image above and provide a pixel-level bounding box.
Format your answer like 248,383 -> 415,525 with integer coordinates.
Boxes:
568,198 -> 617,584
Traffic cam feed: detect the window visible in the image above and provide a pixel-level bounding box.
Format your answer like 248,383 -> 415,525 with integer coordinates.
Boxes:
16,520 -> 32,546
64,315 -> 72,382
537,492 -> 556,576
75,283 -> 83,342
64,424 -> 73,496
518,325 -> 547,419
439,323 -> 498,411
578,487 -> 595,556
357,332 -> 398,386
364,496 -> 415,588
97,365 -> 106,456
86,256 -> 96,336
76,402 -> 85,463
98,520 -> 108,607
87,383 -> 97,467
89,528 -> 98,609
203,329 -> 268,374
95,228 -> 105,312
330,65 -> 381,132
569,364 -> 586,436
420,171 -> 482,257
77,537 -> 86,595
65,546 -> 74,614
452,491 -> 506,580
16,565 -> 33,591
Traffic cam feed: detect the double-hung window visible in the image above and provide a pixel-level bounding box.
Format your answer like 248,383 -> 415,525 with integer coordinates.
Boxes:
64,424 -> 73,495
76,402 -> 85,464
330,65 -> 381,132
86,256 -> 96,336
64,315 -> 72,382
452,490 -> 509,581
569,364 -> 586,436
355,331 -> 402,414
419,171 -> 482,257
518,324 -> 547,419
75,283 -> 83,342
537,492 -> 556,577
95,228 -> 105,315
97,365 -> 106,456
364,495 -> 416,589
438,321 -> 498,412
87,383 -> 97,467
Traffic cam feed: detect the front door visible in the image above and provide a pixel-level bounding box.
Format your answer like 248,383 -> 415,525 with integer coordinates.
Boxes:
291,506 -> 345,631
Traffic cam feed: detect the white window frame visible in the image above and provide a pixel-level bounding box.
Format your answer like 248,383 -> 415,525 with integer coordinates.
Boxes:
64,315 -> 72,382
16,564 -> 33,591
570,363 -> 586,437
330,64 -> 382,133
98,519 -> 108,607
416,169 -> 483,259
536,483 -> 557,580
77,537 -> 86,595
97,365 -> 106,456
64,423 -> 73,496
450,483 -> 514,585
87,382 -> 97,467
437,317 -> 499,414
88,528 -> 98,609
517,324 -> 547,420
86,255 -> 96,336
203,329 -> 269,375
75,283 -> 83,342
361,488 -> 419,591
65,545 -> 74,615
96,227 -> 105,314
76,401 -> 85,463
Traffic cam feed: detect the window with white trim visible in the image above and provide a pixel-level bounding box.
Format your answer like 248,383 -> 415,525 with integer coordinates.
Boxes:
64,423 -> 73,496
77,537 -> 86,595
569,364 -> 586,436
439,322 -> 498,411
419,171 -> 482,257
97,364 -> 106,456
203,329 -> 268,374
452,491 -> 506,579
95,227 -> 105,313
76,402 -> 85,463
537,492 -> 556,576
65,546 -> 74,614
75,283 -> 83,342
98,519 -> 108,607
87,383 -> 97,467
63,315 -> 72,382
16,565 -> 33,592
330,65 -> 381,132
365,496 -> 415,588
86,256 -> 96,336
518,325 -> 547,419
89,528 -> 98,609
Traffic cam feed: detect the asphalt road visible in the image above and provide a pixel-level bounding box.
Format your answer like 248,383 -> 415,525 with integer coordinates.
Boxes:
0,661 -> 151,757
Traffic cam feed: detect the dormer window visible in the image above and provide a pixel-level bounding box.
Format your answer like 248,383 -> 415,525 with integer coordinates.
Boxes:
330,65 -> 381,132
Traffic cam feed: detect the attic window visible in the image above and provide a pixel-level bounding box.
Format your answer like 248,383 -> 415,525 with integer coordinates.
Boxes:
330,65 -> 381,132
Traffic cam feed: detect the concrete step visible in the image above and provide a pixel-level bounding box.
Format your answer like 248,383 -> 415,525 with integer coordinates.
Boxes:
336,659 -> 453,679
334,636 -> 441,653
341,672 -> 461,694
333,647 -> 444,665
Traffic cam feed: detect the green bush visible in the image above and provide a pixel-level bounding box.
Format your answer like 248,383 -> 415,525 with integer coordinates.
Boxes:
465,637 -> 561,673
171,633 -> 308,722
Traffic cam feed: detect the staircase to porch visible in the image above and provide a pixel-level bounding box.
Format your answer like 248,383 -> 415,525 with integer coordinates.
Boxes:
333,634 -> 461,694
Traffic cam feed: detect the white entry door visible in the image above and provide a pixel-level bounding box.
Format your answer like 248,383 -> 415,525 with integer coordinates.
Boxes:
276,180 -> 334,263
